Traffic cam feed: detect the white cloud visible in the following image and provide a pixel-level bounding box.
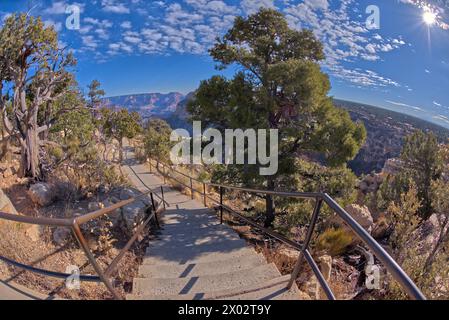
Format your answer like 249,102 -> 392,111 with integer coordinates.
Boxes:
120,21 -> 132,29
101,0 -> 130,14
386,100 -> 423,111
43,1 -> 85,15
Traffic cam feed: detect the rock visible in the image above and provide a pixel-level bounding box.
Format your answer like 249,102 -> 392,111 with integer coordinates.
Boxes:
28,183 -> 55,207
103,198 -> 121,224
25,225 -> 42,242
119,187 -> 141,201
318,255 -> 332,282
2,167 -> 13,178
382,158 -> 403,175
277,246 -> 300,265
88,201 -> 103,212
371,218 -> 390,239
121,201 -> 148,232
343,204 -> 374,233
0,188 -> 18,215
303,255 -> 332,300
53,227 -> 72,246
358,181 -> 369,193
413,214 -> 449,254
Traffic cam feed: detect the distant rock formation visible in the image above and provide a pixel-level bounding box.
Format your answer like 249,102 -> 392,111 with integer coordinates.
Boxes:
103,92 -> 186,119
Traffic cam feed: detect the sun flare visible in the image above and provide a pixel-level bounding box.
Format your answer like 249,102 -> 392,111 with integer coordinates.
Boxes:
423,10 -> 437,25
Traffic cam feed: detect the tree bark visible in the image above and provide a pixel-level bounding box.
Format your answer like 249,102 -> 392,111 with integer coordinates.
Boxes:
119,138 -> 124,163
264,177 -> 276,228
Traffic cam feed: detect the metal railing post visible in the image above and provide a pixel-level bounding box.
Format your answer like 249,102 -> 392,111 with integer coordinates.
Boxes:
160,185 -> 166,209
287,198 -> 323,290
203,183 -> 207,207
220,186 -> 224,224
71,223 -> 122,300
150,193 -> 160,229
190,177 -> 194,199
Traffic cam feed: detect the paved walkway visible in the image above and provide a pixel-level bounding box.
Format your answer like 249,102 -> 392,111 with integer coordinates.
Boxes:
123,147 -> 304,300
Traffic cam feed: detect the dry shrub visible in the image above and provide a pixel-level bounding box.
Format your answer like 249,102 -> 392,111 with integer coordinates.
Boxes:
316,228 -> 353,257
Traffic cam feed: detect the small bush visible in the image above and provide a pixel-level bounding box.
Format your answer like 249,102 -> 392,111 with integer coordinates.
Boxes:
316,227 -> 353,256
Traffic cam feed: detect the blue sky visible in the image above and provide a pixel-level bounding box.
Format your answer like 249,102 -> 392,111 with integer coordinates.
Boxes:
1,0 -> 449,128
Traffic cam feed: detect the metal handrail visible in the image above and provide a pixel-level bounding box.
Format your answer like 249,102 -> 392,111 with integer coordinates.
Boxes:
148,158 -> 426,300
0,185 -> 166,300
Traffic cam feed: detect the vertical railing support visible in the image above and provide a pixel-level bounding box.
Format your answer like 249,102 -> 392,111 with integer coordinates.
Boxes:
160,185 -> 166,209
71,223 -> 122,300
287,197 -> 323,289
190,177 -> 194,199
150,192 -> 156,212
203,183 -> 207,207
220,186 -> 224,224
150,192 -> 160,229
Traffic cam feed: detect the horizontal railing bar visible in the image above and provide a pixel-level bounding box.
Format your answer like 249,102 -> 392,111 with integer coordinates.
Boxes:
322,194 -> 426,300
0,211 -> 72,227
74,189 -> 154,225
0,255 -> 101,282
208,184 -> 323,199
148,157 -> 426,301
219,203 -> 304,250
126,163 -> 170,207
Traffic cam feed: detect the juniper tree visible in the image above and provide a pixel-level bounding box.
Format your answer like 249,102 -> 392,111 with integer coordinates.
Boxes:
188,9 -> 366,226
102,109 -> 142,162
0,14 -> 76,179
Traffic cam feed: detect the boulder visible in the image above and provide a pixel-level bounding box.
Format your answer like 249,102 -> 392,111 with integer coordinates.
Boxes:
413,214 -> 449,254
303,255 -> 332,300
87,201 -> 104,212
119,187 -> 141,201
0,188 -> 18,215
2,167 -> 13,178
25,225 -> 42,242
28,183 -> 55,207
343,204 -> 374,233
121,201 -> 148,232
53,227 -> 72,246
103,198 -> 121,224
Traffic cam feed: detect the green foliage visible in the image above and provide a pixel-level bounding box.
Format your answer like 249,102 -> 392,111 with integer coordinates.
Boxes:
102,108 -> 142,161
316,228 -> 353,257
143,118 -> 173,164
187,8 -> 366,194
0,14 -> 76,178
378,130 -> 443,219
387,185 -> 421,252
87,80 -> 105,109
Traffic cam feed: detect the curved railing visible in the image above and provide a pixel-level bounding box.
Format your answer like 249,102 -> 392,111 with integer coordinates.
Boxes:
147,158 -> 426,300
0,186 -> 167,300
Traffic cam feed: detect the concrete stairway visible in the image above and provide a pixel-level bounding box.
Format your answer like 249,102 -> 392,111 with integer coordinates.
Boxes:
128,205 -> 303,300
123,148 -> 304,300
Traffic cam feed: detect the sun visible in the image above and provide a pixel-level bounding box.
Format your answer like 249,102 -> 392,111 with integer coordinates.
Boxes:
423,10 -> 437,25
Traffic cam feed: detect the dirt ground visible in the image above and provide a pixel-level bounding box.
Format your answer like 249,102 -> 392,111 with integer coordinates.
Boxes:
0,162 -> 155,300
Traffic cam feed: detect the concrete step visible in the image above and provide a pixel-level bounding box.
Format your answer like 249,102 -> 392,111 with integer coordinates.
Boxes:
142,246 -> 259,266
132,263 -> 281,296
161,216 -> 220,227
155,229 -> 241,242
139,253 -> 267,279
145,238 -> 248,257
128,275 -> 310,300
144,243 -> 252,265
148,237 -> 246,249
